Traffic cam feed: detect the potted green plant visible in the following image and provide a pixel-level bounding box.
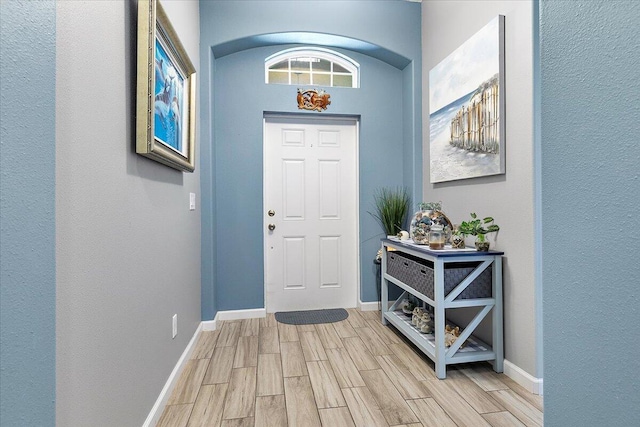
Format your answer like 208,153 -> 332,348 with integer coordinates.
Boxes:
458,213 -> 500,251
370,187 -> 411,237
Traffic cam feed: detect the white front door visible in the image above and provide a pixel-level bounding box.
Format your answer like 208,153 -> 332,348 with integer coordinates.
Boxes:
264,116 -> 358,313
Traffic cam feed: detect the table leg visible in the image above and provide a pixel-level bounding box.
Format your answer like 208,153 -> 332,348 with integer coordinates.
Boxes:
434,258 -> 446,379
492,256 -> 504,373
381,243 -> 388,325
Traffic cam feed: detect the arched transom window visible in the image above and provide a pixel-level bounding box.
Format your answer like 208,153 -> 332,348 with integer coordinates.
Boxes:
265,48 -> 359,88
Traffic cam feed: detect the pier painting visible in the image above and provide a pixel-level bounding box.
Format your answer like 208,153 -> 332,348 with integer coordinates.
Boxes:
429,15 -> 505,183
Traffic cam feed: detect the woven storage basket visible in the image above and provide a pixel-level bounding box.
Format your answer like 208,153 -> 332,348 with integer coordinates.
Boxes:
386,251 -> 492,300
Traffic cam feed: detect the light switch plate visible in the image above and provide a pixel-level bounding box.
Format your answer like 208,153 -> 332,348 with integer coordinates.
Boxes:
189,193 -> 196,211
172,314 -> 177,339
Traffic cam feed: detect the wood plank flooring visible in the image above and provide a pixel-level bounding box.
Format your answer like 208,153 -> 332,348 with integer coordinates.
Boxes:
157,310 -> 543,427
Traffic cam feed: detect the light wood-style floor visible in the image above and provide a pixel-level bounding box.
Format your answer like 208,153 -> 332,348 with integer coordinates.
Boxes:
157,309 -> 543,427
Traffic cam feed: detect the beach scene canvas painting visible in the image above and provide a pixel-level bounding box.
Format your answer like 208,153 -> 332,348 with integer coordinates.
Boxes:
429,15 -> 505,183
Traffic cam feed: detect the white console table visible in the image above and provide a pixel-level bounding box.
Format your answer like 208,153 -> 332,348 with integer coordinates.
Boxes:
381,238 -> 504,379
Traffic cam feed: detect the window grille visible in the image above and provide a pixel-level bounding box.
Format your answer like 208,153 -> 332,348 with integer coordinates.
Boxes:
265,48 -> 359,88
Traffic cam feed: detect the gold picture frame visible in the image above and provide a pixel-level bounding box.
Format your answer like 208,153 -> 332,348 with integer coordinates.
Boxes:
136,0 -> 196,172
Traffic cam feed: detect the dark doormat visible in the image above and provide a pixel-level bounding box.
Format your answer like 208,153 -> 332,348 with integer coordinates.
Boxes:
274,308 -> 349,325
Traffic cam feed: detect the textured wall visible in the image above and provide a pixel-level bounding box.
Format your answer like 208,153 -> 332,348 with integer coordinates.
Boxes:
0,1 -> 56,425
540,0 -> 640,423
200,0 -> 422,316
422,1 -> 538,377
55,1 -> 201,425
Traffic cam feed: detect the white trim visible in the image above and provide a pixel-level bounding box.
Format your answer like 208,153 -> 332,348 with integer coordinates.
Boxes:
142,322 -> 203,427
215,308 -> 266,321
201,319 -> 217,331
503,359 -> 544,396
358,300 -> 381,311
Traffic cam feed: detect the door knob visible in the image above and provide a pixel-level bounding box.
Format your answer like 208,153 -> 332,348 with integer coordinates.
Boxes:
268,210 -> 275,217
268,224 -> 276,231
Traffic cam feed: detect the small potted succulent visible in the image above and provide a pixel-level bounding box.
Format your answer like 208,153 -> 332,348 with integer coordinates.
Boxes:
458,213 -> 500,251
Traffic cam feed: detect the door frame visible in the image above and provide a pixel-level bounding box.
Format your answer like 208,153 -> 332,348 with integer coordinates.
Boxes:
262,113 -> 361,312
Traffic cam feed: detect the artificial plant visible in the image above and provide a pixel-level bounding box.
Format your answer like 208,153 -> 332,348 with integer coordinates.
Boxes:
370,187 -> 411,236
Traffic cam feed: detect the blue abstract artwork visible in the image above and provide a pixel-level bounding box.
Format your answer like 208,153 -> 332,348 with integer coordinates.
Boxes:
154,37 -> 185,153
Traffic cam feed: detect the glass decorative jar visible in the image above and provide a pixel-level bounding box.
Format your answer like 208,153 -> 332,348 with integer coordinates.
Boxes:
410,202 -> 441,244
411,222 -> 429,244
429,223 -> 445,249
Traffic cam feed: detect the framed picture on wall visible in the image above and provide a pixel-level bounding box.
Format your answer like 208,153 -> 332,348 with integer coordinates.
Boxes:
429,15 -> 505,183
136,0 -> 196,172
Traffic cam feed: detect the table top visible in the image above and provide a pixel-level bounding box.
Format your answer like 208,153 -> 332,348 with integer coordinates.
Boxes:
382,237 -> 504,257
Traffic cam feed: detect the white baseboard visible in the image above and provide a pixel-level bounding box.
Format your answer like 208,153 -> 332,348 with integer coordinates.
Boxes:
202,308 -> 267,331
142,322 -> 203,427
358,300 -> 381,311
215,308 -> 266,321
201,319 -> 217,331
504,359 -> 543,396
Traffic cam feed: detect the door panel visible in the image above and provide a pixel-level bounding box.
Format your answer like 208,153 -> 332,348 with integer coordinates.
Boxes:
264,116 -> 358,312
283,237 -> 305,289
319,236 -> 340,288
318,160 -> 341,219
283,160 -> 305,219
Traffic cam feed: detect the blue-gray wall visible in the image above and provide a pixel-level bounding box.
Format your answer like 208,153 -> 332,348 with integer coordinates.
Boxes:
200,0 -> 422,317
540,0 -> 640,424
0,1 -> 56,425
